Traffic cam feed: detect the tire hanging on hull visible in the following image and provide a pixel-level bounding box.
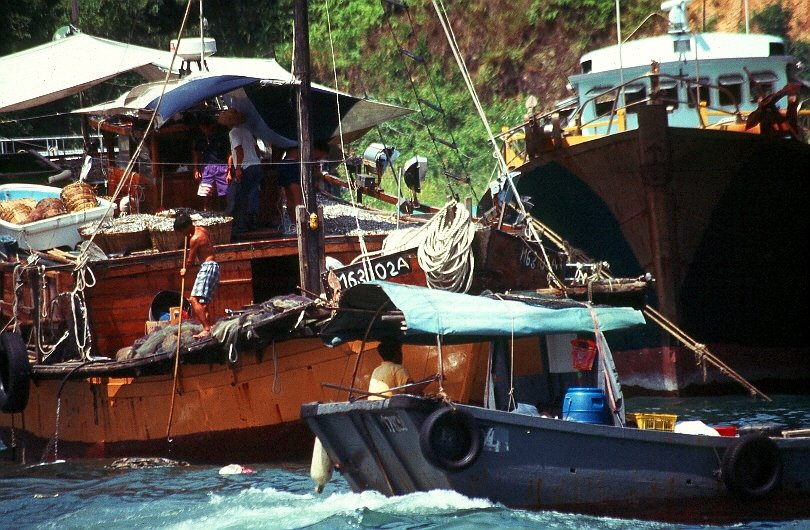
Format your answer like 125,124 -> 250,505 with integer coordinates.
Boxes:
0,331 -> 31,414
722,434 -> 782,499
419,407 -> 482,471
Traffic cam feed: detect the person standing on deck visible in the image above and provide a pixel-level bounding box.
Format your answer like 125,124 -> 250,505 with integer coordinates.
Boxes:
217,108 -> 262,236
192,115 -> 231,212
175,212 -> 220,339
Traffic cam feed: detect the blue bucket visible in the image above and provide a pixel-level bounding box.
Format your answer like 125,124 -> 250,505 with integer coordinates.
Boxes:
562,387 -> 612,425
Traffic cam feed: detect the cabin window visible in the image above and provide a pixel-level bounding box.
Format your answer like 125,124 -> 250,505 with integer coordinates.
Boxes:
769,42 -> 786,55
623,83 -> 646,113
658,79 -> 679,109
581,59 -> 592,74
587,86 -> 617,118
717,74 -> 744,107
116,135 -> 131,167
748,71 -> 778,102
687,77 -> 710,108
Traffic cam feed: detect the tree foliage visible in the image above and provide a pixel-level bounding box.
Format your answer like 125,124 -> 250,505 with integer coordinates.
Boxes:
0,0 -> 68,55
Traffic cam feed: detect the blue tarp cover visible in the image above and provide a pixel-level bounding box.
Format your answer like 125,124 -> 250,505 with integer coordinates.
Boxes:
321,281 -> 646,346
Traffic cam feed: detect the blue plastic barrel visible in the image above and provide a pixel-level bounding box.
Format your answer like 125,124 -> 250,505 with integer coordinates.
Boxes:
562,387 -> 612,425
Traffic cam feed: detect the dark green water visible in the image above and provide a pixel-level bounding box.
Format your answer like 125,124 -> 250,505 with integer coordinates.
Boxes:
1,394 -> 808,529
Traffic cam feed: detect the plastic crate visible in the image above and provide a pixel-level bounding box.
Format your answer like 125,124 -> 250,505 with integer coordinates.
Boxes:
628,412 -> 677,431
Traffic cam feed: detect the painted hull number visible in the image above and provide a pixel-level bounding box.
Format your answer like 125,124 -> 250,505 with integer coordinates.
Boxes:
333,255 -> 412,290
380,414 -> 408,433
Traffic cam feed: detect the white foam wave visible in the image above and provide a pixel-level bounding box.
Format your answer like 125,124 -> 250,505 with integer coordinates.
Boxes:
174,486 -> 495,529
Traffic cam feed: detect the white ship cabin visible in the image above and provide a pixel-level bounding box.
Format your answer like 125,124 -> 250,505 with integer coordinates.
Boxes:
567,3 -> 794,135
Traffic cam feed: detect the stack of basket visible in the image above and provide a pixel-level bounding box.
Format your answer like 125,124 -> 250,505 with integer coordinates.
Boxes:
0,198 -> 37,224
60,182 -> 98,213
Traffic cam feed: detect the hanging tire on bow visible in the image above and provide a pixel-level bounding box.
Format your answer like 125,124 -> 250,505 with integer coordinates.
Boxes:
419,406 -> 482,471
0,331 -> 31,414
721,434 -> 782,499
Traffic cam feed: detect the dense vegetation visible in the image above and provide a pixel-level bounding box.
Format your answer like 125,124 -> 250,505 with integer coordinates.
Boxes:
1,0 -> 807,206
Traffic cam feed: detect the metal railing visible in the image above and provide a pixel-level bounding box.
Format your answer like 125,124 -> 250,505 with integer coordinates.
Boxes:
0,134 -> 101,157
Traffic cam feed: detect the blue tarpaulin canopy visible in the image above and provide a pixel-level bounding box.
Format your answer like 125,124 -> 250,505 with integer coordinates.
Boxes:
321,281 -> 646,346
143,73 -> 412,147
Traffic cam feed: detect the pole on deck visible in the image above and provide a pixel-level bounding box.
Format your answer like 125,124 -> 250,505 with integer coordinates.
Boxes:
294,0 -> 324,296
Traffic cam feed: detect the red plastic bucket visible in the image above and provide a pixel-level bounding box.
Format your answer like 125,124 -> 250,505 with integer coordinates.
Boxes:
714,425 -> 737,436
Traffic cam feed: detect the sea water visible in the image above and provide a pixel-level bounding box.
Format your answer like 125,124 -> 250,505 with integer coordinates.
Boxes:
1,394 -> 809,530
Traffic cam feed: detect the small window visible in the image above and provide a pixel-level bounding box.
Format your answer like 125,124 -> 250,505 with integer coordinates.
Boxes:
623,83 -> 646,113
769,42 -> 786,56
657,79 -> 679,109
687,77 -> 710,108
581,60 -> 592,74
718,74 -> 744,106
588,87 -> 617,117
595,95 -> 617,117
748,71 -> 778,102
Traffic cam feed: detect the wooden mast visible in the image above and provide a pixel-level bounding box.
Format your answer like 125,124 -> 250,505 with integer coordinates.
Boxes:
294,0 -> 324,296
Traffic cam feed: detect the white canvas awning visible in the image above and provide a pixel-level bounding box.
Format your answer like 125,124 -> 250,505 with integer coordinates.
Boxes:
0,32 -> 174,113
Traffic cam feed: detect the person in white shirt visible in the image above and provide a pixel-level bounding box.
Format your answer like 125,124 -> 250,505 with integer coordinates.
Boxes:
217,108 -> 263,236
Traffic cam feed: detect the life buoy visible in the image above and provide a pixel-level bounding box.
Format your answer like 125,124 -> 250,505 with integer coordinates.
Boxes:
721,434 -> 782,499
419,407 -> 482,471
0,331 -> 31,414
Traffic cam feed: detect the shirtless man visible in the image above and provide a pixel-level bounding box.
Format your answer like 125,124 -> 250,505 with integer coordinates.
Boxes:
174,212 -> 220,338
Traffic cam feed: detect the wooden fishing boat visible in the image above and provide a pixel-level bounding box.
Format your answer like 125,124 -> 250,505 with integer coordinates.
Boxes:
492,0 -> 810,394
302,281 -> 810,524
0,3 -> 652,464
0,157 -> 648,467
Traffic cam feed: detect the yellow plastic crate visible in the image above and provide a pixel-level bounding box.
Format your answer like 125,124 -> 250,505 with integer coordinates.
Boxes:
628,412 -> 677,431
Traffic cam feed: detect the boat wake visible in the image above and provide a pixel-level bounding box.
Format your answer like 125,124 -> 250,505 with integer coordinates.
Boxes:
205,486 -> 495,529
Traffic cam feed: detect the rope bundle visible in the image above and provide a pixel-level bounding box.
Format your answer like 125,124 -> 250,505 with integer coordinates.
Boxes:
417,200 -> 476,293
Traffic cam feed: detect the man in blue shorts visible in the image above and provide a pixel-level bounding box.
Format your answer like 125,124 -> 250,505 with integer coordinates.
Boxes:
175,212 -> 220,338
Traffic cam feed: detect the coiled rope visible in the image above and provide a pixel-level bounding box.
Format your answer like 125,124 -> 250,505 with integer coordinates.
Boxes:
417,200 -> 475,292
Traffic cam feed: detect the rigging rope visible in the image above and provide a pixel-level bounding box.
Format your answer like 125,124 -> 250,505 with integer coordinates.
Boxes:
431,0 -> 564,292
322,0 -> 369,257
380,2 -> 476,201
417,200 -> 475,292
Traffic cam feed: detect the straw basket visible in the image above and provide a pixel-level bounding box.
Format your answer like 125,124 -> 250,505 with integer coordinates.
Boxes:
207,217 -> 233,245
79,223 -> 151,255
149,229 -> 186,252
0,199 -> 36,224
149,217 -> 233,252
24,198 -> 66,224
61,182 -> 98,213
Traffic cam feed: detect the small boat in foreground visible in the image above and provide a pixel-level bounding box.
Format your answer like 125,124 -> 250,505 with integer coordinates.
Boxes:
301,281 -> 810,524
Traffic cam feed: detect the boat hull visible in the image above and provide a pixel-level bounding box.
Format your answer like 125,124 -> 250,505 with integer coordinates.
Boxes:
1,337 -> 489,464
302,395 -> 810,523
514,105 -> 810,394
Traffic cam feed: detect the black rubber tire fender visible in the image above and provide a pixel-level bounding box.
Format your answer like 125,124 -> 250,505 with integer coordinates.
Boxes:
721,433 -> 782,499
419,406 -> 482,471
0,331 -> 31,413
